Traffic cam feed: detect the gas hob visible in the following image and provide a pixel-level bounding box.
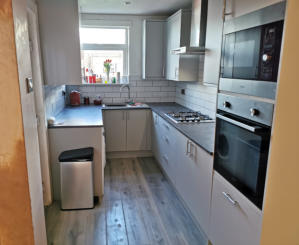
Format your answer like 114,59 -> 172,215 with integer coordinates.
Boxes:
164,111 -> 214,124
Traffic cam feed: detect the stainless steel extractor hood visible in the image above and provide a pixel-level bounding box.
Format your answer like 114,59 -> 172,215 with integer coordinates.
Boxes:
172,0 -> 208,55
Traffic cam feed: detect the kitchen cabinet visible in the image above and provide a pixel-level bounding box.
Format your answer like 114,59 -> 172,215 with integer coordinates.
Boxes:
203,0 -> 224,85
142,20 -> 166,79
104,109 -> 151,152
126,110 -> 151,151
38,0 -> 81,85
151,111 -> 213,235
165,9 -> 199,82
209,172 -> 262,245
103,110 -> 127,152
48,127 -> 105,200
175,134 -> 213,235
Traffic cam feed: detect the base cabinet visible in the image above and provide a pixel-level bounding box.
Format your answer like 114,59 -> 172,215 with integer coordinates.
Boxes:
152,111 -> 213,235
176,134 -> 213,235
104,109 -> 151,152
209,172 -> 262,245
48,127 -> 105,200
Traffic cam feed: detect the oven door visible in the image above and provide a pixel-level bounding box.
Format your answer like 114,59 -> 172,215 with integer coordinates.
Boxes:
214,111 -> 271,209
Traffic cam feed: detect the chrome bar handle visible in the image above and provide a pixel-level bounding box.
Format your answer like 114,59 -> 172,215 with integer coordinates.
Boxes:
186,140 -> 191,155
216,114 -> 263,133
222,192 -> 238,206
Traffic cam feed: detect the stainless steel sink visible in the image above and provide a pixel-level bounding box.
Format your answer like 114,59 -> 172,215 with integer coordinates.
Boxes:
103,103 -> 128,107
103,102 -> 148,108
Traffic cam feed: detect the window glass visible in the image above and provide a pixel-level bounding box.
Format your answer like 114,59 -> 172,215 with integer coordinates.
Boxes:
79,27 -> 128,84
81,50 -> 124,83
80,28 -> 126,45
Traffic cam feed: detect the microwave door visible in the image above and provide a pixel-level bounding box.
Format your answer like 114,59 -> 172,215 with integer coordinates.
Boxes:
222,33 -> 235,78
233,27 -> 262,80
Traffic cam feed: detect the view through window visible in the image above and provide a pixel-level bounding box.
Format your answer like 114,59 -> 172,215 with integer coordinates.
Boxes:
80,27 -> 128,84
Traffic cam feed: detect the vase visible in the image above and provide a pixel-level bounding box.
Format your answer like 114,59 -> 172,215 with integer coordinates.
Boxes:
106,72 -> 110,83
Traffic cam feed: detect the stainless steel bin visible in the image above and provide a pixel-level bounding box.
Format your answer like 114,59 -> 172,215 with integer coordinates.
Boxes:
59,147 -> 94,210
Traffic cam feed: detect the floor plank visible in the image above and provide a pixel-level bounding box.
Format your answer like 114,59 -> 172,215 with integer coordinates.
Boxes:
46,157 -> 207,245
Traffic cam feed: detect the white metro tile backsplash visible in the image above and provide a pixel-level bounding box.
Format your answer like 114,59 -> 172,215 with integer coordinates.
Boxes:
44,85 -> 66,119
175,82 -> 217,119
66,76 -> 176,104
65,76 -> 217,118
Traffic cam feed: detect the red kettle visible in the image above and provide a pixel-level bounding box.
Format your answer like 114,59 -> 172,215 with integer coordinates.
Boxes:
69,90 -> 81,106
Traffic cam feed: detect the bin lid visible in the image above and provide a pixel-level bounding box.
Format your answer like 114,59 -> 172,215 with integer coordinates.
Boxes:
59,147 -> 94,162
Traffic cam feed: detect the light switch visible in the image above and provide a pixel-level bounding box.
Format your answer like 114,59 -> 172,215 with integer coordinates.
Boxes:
26,78 -> 33,93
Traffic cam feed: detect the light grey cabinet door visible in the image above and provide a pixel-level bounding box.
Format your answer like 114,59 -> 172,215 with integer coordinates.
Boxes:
142,20 -> 166,79
165,9 -> 198,82
38,0 -> 81,85
103,110 -> 127,152
209,172 -> 262,245
126,110 -> 151,151
166,12 -> 181,81
175,133 -> 213,235
203,0 -> 224,85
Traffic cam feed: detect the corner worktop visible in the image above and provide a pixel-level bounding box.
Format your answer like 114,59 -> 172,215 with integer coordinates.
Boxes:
48,105 -> 104,128
48,103 -> 216,154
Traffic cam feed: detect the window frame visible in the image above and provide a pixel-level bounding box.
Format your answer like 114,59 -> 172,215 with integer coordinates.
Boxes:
80,26 -> 129,77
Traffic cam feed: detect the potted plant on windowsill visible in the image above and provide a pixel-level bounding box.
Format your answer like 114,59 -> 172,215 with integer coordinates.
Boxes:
104,59 -> 112,83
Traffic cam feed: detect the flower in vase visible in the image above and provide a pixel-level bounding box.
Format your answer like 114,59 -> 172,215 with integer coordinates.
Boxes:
104,59 -> 112,82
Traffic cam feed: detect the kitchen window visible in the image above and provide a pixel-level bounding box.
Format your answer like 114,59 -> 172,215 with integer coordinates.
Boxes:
80,27 -> 129,84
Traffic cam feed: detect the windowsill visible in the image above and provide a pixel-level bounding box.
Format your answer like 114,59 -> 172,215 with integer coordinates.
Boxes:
81,83 -> 127,86
81,75 -> 129,85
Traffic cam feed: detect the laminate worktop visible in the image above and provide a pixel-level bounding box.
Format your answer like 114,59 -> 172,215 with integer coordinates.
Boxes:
48,103 -> 216,154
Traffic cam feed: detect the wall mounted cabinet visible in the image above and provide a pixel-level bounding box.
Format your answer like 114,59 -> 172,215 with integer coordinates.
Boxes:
104,109 -> 151,152
38,0 -> 81,85
202,0 -> 224,85
165,9 -> 200,82
142,20 -> 166,79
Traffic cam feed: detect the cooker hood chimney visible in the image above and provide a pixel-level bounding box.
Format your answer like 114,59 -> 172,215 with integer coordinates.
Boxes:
172,0 -> 208,55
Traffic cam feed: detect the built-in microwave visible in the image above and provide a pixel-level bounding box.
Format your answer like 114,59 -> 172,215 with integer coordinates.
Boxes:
219,2 -> 286,100
221,20 -> 283,82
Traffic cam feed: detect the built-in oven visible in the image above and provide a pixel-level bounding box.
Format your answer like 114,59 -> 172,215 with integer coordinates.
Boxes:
214,93 -> 274,209
219,2 -> 286,100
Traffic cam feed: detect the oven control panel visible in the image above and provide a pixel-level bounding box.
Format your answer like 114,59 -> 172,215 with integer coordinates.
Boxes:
260,21 -> 284,81
217,93 -> 274,126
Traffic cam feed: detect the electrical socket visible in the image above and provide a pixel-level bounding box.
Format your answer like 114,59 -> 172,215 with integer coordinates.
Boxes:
181,89 -> 185,95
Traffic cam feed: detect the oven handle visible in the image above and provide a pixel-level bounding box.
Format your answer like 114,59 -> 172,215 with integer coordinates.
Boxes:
216,114 -> 263,133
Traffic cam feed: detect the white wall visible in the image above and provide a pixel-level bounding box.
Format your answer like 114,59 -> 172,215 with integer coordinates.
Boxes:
80,13 -> 166,77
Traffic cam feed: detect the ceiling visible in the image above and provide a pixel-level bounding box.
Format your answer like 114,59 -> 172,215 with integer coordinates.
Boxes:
78,0 -> 192,15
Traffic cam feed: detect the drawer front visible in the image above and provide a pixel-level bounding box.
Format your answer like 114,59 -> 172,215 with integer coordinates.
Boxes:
209,172 -> 262,245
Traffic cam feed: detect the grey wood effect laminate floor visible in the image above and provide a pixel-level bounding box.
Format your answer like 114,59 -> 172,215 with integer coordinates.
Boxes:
46,157 -> 207,245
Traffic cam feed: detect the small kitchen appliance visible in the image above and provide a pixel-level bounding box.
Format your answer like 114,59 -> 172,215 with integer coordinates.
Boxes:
69,90 -> 81,106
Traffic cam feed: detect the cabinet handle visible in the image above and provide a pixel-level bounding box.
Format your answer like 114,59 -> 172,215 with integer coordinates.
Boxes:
164,136 -> 169,144
186,140 -> 191,155
127,111 -> 130,120
222,192 -> 238,206
122,111 -> 125,120
163,155 -> 169,164
189,143 -> 197,160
